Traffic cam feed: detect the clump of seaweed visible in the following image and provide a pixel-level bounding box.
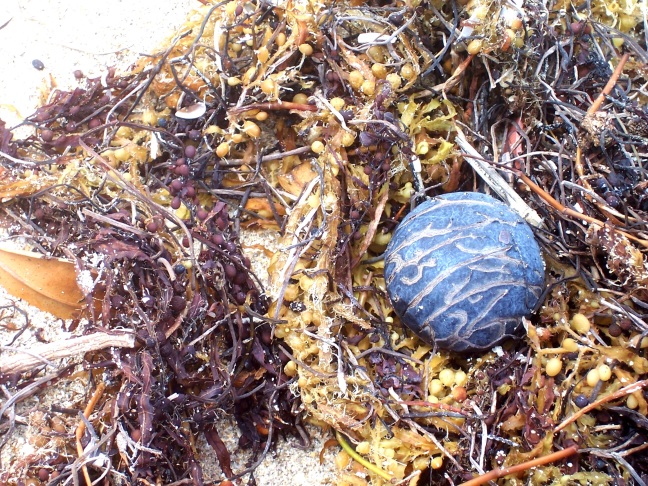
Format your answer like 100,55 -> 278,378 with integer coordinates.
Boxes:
1,0 -> 648,485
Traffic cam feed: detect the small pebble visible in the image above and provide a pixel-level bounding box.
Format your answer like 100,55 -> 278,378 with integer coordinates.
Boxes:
384,192 -> 544,352
32,59 -> 45,70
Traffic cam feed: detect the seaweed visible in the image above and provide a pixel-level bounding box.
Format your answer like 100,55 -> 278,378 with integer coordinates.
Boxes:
1,0 -> 647,484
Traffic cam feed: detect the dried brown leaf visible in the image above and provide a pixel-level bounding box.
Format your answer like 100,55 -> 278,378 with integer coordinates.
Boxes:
244,197 -> 285,223
203,427 -> 233,478
0,246 -> 85,319
0,174 -> 57,199
277,162 -> 317,197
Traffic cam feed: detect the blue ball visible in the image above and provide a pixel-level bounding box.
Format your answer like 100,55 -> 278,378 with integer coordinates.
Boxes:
384,192 -> 544,352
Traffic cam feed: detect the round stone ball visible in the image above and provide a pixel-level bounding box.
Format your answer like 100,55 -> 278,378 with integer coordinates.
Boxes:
384,192 -> 544,352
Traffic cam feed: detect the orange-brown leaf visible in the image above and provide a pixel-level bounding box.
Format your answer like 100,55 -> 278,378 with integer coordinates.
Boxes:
244,197 -> 286,219
0,172 -> 57,199
277,162 -> 317,196
0,247 -> 86,319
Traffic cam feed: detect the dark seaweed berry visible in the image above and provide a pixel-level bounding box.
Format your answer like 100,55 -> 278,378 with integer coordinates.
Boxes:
224,264 -> 237,280
170,296 -> 187,312
40,129 -> 54,142
176,165 -> 190,177
608,323 -> 622,337
196,208 -> 208,220
184,145 -> 197,158
574,394 -> 589,408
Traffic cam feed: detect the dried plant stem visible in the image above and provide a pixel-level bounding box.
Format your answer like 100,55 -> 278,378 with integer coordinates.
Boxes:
432,53 -> 475,92
456,127 -> 542,227
76,382 -> 106,486
587,52 -> 630,115
458,445 -> 578,486
554,379 -> 648,432
335,430 -> 392,481
575,53 -> 631,219
350,184 -> 389,268
0,332 -> 135,374
229,101 -> 318,114
515,170 -> 648,248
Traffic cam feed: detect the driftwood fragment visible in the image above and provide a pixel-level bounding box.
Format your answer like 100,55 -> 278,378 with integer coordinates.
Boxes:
0,332 -> 135,374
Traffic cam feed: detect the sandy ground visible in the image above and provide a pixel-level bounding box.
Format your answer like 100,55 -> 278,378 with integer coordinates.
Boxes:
0,1 -> 191,127
0,1 -> 337,484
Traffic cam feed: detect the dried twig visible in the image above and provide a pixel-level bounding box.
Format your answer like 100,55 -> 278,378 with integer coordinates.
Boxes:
0,332 -> 135,374
455,126 -> 543,227
574,52 -> 632,219
555,379 -> 648,432
458,445 -> 579,486
515,170 -> 648,248
76,382 -> 106,486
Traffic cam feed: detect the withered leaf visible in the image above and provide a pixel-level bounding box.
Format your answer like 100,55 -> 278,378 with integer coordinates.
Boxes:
277,162 -> 317,197
243,197 -> 285,227
0,171 -> 58,200
0,246 -> 85,319
203,427 -> 233,478
0,119 -> 17,156
92,236 -> 151,262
